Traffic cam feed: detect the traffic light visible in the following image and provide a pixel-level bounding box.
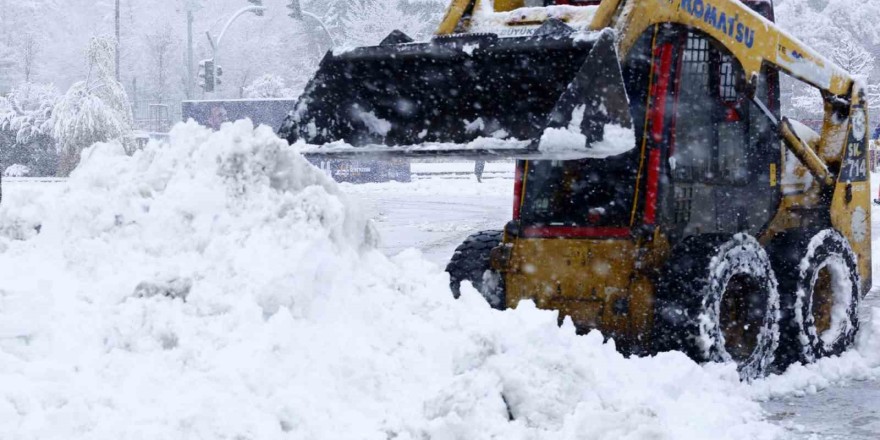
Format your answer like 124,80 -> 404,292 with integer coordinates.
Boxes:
248,0 -> 264,16
216,65 -> 223,87
197,60 -> 205,90
198,59 -> 215,92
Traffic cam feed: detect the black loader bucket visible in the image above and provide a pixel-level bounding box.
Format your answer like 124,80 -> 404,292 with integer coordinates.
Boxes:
280,27 -> 634,160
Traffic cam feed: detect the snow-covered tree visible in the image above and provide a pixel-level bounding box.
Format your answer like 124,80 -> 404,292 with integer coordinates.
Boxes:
19,32 -> 39,83
775,0 -> 880,119
53,37 -> 133,176
242,74 -> 296,99
287,58 -> 320,95
829,36 -> 875,83
285,0 -> 341,64
0,0 -> 452,102
342,0 -> 428,47
143,23 -> 177,104
0,82 -> 59,176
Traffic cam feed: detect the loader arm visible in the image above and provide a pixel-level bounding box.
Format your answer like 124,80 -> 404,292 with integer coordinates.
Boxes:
436,0 -> 476,35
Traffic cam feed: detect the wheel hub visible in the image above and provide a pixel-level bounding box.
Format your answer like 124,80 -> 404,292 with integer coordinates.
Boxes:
720,274 -> 766,363
812,267 -> 834,336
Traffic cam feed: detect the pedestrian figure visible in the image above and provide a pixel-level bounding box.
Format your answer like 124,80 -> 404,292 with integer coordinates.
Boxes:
475,160 -> 485,183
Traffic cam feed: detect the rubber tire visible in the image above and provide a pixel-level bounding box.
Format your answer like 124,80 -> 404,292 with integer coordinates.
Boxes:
446,230 -> 506,310
654,233 -> 780,380
768,229 -> 861,368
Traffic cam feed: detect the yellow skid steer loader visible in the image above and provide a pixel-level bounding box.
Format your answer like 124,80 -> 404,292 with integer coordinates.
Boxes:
280,0 -> 871,379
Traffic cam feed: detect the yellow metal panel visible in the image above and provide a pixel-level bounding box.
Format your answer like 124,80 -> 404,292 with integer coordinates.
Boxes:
494,0 -> 524,12
831,180 -> 872,295
505,238 -> 653,342
776,31 -> 851,96
436,0 -> 474,35
590,0 -> 625,29
781,119 -> 834,186
830,92 -> 872,295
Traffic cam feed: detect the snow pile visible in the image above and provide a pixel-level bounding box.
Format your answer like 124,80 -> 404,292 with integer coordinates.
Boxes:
538,105 -> 636,158
0,120 -> 781,439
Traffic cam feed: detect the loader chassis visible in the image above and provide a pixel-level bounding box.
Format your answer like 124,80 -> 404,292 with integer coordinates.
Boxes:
476,0 -> 866,374
506,25 -> 785,348
283,0 -> 871,376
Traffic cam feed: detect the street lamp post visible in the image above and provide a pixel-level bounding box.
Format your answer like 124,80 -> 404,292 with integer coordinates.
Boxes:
203,4 -> 267,93
287,0 -> 336,50
115,0 -> 120,81
184,0 -> 202,99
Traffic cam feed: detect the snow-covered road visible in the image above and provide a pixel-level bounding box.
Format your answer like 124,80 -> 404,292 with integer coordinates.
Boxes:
342,173 -> 514,266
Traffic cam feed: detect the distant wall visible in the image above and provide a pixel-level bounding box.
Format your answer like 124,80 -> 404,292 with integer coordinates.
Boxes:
181,99 -> 296,131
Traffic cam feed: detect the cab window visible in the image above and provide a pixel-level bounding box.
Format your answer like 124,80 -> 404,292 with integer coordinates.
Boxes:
662,28 -> 780,240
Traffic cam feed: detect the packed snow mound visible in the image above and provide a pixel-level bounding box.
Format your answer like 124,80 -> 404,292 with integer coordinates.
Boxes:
0,120 -> 781,439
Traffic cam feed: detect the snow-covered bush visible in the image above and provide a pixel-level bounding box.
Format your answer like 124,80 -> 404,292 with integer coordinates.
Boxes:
0,83 -> 60,176
242,73 -> 296,99
4,164 -> 30,177
53,37 -> 133,176
0,82 -> 57,144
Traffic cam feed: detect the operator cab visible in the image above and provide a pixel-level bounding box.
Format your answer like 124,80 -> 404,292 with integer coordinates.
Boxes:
517,21 -> 781,243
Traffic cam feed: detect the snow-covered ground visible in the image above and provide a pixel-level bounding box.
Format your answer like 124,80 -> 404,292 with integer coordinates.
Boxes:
342,176 -> 514,265
1,121 -> 880,439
